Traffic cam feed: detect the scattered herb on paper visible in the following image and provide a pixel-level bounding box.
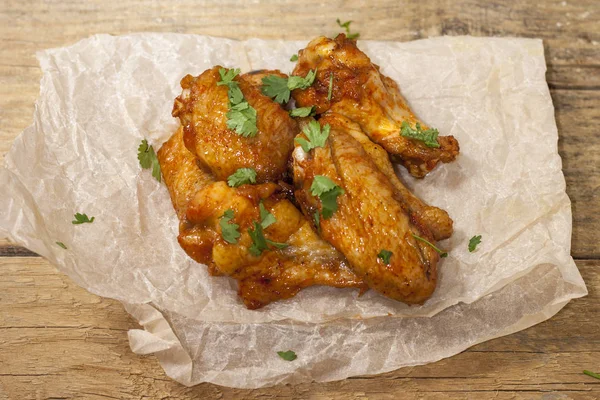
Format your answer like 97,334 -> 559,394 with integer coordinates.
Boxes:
56,241 -> 67,249
290,54 -> 298,62
412,234 -> 448,257
469,235 -> 482,252
400,121 -> 440,148
227,168 -> 257,187
219,209 -> 241,244
72,213 -> 94,225
277,350 -> 297,361
137,139 -> 161,182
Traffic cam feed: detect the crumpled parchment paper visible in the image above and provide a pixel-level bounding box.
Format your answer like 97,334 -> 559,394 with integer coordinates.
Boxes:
0,33 -> 587,388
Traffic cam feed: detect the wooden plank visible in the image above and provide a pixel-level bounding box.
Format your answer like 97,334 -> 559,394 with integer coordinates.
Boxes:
0,257 -> 598,399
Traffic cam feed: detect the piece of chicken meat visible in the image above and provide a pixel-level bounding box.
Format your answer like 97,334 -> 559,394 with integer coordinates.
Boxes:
292,115 -> 442,303
291,34 -> 459,178
172,66 -> 298,183
157,126 -> 364,309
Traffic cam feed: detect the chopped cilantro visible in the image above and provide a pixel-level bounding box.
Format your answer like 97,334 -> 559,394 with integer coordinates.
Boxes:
219,209 -> 241,244
227,168 -> 257,187
310,175 -> 345,219
377,249 -> 393,265
294,120 -> 330,152
72,213 -> 94,225
400,121 -> 440,148
468,235 -> 482,252
137,139 -> 161,182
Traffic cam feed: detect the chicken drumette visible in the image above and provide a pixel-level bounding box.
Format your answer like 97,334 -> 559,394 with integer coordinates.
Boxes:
291,34 -> 459,178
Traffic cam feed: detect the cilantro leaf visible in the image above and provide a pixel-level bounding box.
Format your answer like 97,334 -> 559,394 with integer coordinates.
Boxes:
313,211 -> 320,232
137,139 -> 162,182
248,220 -> 288,256
294,120 -> 330,152
219,209 -> 241,244
227,168 -> 257,187
72,213 -> 95,225
289,106 -> 316,118
412,234 -> 448,257
266,239 -> 289,249
248,221 -> 269,256
336,18 -> 360,40
290,54 -> 298,62
277,350 -> 297,361
261,70 -> 317,104
468,235 -> 482,252
584,370 -> 600,380
259,202 -> 276,229
310,175 -> 345,219
226,102 -> 258,137
261,75 -> 291,104
218,67 -> 259,137
56,241 -> 67,249
287,69 -> 317,91
400,121 -> 440,148
377,249 -> 392,265
327,72 -> 334,101
217,68 -> 240,86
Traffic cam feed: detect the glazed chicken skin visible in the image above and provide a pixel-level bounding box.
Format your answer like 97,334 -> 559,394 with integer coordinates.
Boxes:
157,127 -> 364,309
291,34 -> 459,178
292,115 -> 441,303
172,66 -> 298,183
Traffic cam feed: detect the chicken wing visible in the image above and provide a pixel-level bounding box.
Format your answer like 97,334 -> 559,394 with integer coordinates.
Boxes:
172,66 -> 298,183
157,126 -> 364,309
292,116 -> 440,303
291,34 -> 459,178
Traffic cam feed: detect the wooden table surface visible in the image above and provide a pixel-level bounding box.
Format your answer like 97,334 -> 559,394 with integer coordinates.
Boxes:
1,0 -> 599,398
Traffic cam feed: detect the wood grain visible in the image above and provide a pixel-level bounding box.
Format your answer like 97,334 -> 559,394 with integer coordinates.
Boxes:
0,258 -> 598,399
1,0 -> 599,398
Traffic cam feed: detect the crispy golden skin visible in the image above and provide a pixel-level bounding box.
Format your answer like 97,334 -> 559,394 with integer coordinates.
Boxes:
291,34 -> 459,178
157,127 -> 364,309
172,66 -> 298,183
292,116 -> 440,304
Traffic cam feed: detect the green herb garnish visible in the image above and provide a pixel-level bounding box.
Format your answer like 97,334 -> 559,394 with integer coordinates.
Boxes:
468,235 -> 482,252
72,213 -> 95,225
277,350 -> 297,361
336,19 -> 360,40
377,249 -> 393,265
56,242 -> 67,249
227,168 -> 257,187
137,139 -> 161,182
289,106 -> 316,118
294,120 -> 330,152
219,209 -> 241,244
412,234 -> 447,257
261,69 -> 317,104
310,175 -> 345,219
400,121 -> 440,148
218,68 -> 258,137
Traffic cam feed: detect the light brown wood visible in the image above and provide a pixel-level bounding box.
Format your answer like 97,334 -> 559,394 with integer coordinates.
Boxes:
0,258 -> 598,399
1,0 -> 599,398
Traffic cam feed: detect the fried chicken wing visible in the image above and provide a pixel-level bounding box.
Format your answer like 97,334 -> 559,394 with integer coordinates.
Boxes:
157,127 -> 364,309
291,34 -> 459,178
172,66 -> 298,183
292,116 -> 440,303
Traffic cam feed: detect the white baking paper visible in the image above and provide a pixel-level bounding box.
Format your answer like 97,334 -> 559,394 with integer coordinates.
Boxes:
0,33 -> 587,388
